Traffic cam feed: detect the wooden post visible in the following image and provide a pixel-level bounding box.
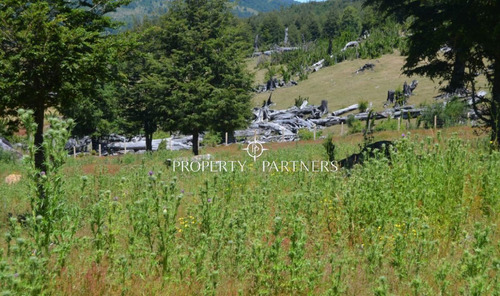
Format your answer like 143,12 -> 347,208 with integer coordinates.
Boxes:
434,115 -> 437,129
124,141 -> 127,154
341,122 -> 344,136
225,132 -> 228,146
313,125 -> 317,140
73,146 -> 76,158
467,112 -> 470,126
398,117 -> 401,131
98,144 -> 101,157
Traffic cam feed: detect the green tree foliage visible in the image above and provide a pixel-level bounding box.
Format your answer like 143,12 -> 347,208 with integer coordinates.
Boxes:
364,0 -> 500,146
258,13 -> 285,46
323,8 -> 341,39
159,0 -> 253,155
340,6 -> 362,37
0,0 -> 129,170
116,25 -> 176,151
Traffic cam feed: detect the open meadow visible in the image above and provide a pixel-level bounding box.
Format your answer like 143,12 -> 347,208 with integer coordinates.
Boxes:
249,53 -> 491,111
1,127 -> 498,295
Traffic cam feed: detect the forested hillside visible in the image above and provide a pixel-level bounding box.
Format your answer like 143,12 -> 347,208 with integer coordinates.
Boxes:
246,0 -> 380,49
111,0 -> 298,29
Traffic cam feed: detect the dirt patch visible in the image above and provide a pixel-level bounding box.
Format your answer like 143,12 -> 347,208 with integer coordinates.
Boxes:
4,174 -> 21,185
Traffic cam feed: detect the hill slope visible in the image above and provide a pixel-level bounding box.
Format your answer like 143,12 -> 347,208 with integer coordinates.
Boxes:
250,53 -> 472,112
111,0 -> 298,29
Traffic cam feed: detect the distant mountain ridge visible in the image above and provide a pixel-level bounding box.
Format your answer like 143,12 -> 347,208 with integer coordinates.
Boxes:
111,0 -> 298,29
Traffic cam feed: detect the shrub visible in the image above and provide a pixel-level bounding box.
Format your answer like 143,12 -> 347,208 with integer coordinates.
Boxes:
298,128 -> 322,140
0,148 -> 16,164
323,134 -> 336,161
346,115 -> 363,134
358,100 -> 369,112
418,97 -> 467,128
295,95 -> 309,107
202,131 -> 221,147
280,66 -> 291,83
374,119 -> 398,132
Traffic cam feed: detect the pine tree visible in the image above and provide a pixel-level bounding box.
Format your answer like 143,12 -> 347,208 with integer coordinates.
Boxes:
159,0 -> 253,155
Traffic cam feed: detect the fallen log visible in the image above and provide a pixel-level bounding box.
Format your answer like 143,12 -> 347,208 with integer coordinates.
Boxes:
332,104 -> 358,116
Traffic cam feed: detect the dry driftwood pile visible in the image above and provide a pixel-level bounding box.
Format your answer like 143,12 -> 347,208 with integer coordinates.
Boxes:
64,134 -> 198,155
0,137 -> 22,159
235,99 -> 328,142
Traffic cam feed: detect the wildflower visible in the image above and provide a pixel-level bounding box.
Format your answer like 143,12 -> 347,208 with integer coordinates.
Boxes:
148,171 -> 153,176
113,196 -> 119,202
14,273 -> 19,278
402,133 -> 406,138
163,208 -> 167,215
181,189 -> 185,194
40,171 -> 46,176
178,229 -> 182,233
207,198 -> 212,203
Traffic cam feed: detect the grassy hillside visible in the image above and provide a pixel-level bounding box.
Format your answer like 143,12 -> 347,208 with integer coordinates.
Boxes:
250,53 -> 490,112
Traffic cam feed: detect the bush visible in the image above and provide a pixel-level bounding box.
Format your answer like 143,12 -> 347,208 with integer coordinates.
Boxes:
323,134 -> 336,161
280,66 -> 291,83
346,115 -> 363,134
298,128 -> 322,140
202,131 -> 221,147
295,95 -> 309,107
418,97 -> 467,128
0,148 -> 16,164
374,119 -> 398,132
358,100 -> 369,112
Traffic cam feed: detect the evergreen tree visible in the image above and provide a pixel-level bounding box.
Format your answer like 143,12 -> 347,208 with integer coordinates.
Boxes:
160,0 -> 253,155
117,25 -> 175,151
340,6 -> 362,36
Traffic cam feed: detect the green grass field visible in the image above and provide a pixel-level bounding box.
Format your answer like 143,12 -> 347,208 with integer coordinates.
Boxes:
250,53 -> 490,112
1,124 -> 498,295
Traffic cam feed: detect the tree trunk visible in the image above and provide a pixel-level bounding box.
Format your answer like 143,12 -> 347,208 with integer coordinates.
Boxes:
192,132 -> 199,155
145,132 -> 153,151
491,59 -> 500,148
144,120 -> 156,152
449,49 -> 466,92
327,38 -> 333,56
34,102 -> 46,172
